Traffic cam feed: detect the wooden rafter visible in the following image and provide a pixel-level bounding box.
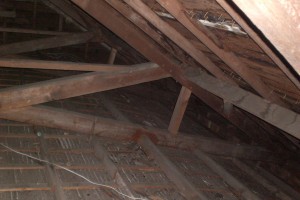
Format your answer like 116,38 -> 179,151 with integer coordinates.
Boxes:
216,0 -> 300,90
156,0 -> 286,106
0,32 -> 96,56
0,63 -> 168,111
122,0 -> 235,84
0,27 -> 70,36
70,0 -> 300,140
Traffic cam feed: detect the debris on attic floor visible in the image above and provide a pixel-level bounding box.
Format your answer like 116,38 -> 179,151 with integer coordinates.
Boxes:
0,0 -> 299,200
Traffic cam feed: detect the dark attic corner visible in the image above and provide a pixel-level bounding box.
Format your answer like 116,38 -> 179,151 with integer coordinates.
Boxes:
0,0 -> 299,199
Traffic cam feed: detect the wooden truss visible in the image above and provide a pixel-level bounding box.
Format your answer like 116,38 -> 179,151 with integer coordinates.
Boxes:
0,0 -> 300,198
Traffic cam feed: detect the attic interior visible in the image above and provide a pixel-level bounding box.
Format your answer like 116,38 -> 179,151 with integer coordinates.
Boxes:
0,0 -> 299,199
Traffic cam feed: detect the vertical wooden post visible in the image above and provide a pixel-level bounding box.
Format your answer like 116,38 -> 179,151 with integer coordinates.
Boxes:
168,86 -> 191,135
107,47 -> 117,64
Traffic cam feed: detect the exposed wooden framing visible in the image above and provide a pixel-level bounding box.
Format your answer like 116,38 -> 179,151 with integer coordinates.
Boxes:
216,0 -> 300,90
137,134 -> 208,200
104,0 -> 199,69
38,133 -> 67,200
233,159 -> 293,200
122,0 -> 235,85
0,63 -> 168,111
0,58 -> 134,72
194,150 -> 261,200
0,10 -> 16,18
229,0 -> 300,76
107,48 -> 118,64
72,0 -> 300,145
93,142 -> 137,198
0,105 -> 283,162
156,0 -> 286,106
168,86 -> 191,135
70,0 -> 300,141
0,27 -> 70,36
0,32 -> 96,56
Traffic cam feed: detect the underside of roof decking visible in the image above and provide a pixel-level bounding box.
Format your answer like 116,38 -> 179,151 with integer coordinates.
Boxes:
0,0 -> 299,199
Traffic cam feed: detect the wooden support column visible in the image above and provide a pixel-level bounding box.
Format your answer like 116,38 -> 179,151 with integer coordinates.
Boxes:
0,63 -> 168,111
0,32 -> 95,56
156,0 -> 286,106
93,142 -> 139,198
216,0 -> 300,89
168,86 -> 191,135
138,135 -> 208,200
107,48 -> 117,64
194,150 -> 261,200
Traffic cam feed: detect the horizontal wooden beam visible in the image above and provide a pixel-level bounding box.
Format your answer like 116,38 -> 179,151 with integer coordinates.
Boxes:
0,27 -> 70,36
0,32 -> 96,56
0,105 -> 287,163
0,58 -> 133,71
0,63 -> 168,111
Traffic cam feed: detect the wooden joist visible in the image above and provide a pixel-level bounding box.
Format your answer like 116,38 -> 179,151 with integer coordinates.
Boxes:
0,32 -> 96,56
0,105 -> 289,163
0,63 -> 168,111
168,86 -> 191,135
137,135 -> 208,200
157,0 -> 286,106
0,58 -> 133,72
229,0 -> 300,76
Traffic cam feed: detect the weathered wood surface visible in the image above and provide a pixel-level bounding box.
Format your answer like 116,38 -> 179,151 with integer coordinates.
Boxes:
0,32 -> 95,56
0,63 -> 168,111
168,86 -> 191,135
230,0 -> 300,76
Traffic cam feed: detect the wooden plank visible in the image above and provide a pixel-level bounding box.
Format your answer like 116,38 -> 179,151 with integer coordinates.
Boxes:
122,0 -> 235,84
138,135 -> 208,200
0,105 -> 282,163
187,71 -> 300,139
0,32 -> 95,56
107,48 -> 118,64
0,63 -> 168,111
168,86 -> 191,135
0,58 -> 134,72
157,0 -> 286,106
233,159 -> 293,200
194,150 -> 261,200
216,0 -> 300,90
38,133 -> 67,200
93,142 -> 138,198
230,0 -> 300,76
0,27 -> 70,35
